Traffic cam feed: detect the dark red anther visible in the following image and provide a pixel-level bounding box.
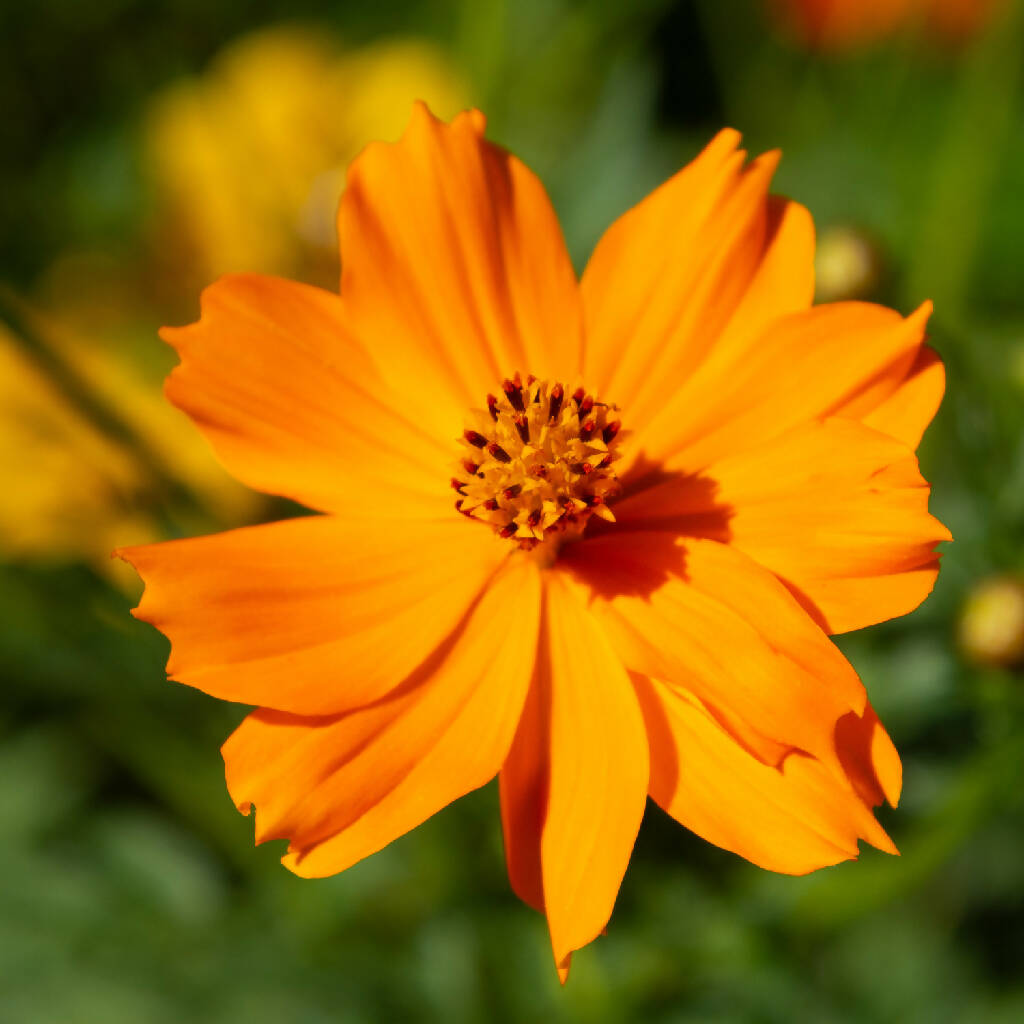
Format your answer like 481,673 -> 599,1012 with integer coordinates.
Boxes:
503,486 -> 521,501
455,499 -> 473,517
598,454 -> 613,469
461,458 -> 479,475
531,464 -> 548,479
526,374 -> 537,385
602,420 -> 621,444
486,394 -> 500,421
585,493 -> 604,507
499,523 -> 518,538
572,386 -> 586,406
577,395 -> 594,420
527,509 -> 542,528
450,477 -> 467,494
579,418 -> 596,441
464,429 -> 487,448
502,377 -> 525,412
487,442 -> 512,463
483,498 -> 499,511
514,414 -> 530,444
548,383 -> 564,421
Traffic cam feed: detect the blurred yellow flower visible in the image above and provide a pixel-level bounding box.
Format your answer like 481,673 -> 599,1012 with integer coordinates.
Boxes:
0,299 -> 256,577
0,322 -> 137,561
144,27 -> 468,293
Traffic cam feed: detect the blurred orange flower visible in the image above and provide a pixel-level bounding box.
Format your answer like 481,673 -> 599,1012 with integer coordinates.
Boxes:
771,0 -> 1003,49
144,27 -> 467,295
121,106 -> 950,978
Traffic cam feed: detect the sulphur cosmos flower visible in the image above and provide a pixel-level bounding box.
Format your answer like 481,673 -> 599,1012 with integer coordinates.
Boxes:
121,105 -> 950,979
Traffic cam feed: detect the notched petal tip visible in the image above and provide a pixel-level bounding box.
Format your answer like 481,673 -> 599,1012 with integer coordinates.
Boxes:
556,955 -> 572,985
452,106 -> 487,135
835,704 -> 903,810
112,543 -> 159,622
910,298 -> 935,325
710,126 -> 744,152
399,99 -> 487,148
751,147 -> 782,180
156,323 -> 187,352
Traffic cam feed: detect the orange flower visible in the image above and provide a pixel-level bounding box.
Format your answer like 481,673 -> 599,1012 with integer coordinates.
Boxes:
119,105 -> 950,979
770,0 -> 1003,48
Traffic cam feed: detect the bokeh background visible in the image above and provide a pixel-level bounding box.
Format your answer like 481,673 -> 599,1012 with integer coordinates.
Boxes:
3,0 -> 1024,1020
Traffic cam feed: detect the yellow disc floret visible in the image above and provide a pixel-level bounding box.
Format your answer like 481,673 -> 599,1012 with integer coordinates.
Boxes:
452,373 -> 623,547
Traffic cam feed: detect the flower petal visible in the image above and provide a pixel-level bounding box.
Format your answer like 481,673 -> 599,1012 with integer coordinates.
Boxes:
582,130 -> 812,423
223,555 -> 541,871
162,273 -> 452,517
634,300 -> 933,470
339,102 -> 583,438
498,653 -> 548,915
500,571 -> 649,973
559,533 -> 865,774
851,344 -> 946,449
119,514 -> 509,714
633,675 -> 897,874
836,702 -> 902,809
614,417 -> 951,634
710,195 -> 816,356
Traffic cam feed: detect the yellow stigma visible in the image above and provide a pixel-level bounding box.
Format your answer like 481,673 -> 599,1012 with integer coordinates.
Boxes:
452,374 -> 623,547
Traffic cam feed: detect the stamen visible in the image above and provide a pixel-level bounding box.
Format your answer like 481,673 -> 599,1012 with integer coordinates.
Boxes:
453,374 -> 624,548
503,375 -> 525,412
514,414 -> 530,444
487,442 -> 511,463
549,384 -> 564,421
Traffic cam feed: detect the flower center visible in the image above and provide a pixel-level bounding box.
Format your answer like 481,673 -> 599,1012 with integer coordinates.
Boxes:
452,373 -> 623,548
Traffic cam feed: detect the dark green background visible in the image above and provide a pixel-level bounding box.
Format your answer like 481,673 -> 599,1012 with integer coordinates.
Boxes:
2,0 -> 1023,1020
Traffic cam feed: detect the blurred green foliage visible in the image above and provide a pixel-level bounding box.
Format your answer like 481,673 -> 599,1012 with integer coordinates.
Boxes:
2,0 -> 1024,1020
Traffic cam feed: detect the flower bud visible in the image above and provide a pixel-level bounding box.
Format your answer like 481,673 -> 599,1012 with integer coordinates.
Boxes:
815,226 -> 881,303
959,576 -> 1024,668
